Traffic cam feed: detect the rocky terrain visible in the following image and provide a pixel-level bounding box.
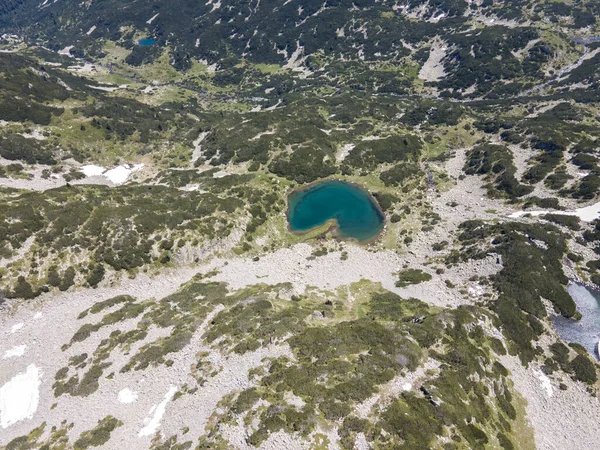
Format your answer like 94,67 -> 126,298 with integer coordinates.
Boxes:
2,0 -> 600,449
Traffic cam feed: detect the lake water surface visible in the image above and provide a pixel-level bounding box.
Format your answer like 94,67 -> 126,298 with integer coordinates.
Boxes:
553,283 -> 600,360
287,180 -> 384,242
138,39 -> 157,47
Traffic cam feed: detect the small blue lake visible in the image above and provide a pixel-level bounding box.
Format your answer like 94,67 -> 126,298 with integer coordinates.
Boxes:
553,283 -> 600,360
287,180 -> 384,242
138,39 -> 157,47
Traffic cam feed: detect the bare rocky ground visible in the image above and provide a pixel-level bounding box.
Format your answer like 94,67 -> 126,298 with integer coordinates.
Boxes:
502,351 -> 600,450
418,37 -> 448,83
2,147 -> 600,449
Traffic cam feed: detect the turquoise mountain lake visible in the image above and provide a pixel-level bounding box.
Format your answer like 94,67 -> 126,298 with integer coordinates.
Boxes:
138,39 -> 157,46
287,180 -> 384,242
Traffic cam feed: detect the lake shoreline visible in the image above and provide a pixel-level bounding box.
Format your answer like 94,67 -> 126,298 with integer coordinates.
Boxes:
553,281 -> 600,360
285,178 -> 386,245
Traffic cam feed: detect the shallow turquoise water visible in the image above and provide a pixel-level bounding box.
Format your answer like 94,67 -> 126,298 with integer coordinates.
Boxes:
287,180 -> 384,242
138,39 -> 157,46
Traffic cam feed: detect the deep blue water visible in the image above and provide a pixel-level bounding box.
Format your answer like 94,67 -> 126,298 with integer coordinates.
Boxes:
553,283 -> 600,360
138,39 -> 157,47
287,180 -> 384,242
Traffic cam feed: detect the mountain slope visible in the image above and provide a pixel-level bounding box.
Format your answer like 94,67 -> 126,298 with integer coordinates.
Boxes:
1,1 -> 600,449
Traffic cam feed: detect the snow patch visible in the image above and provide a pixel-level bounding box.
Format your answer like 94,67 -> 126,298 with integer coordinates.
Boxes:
535,371 -> 553,398
0,364 -> 42,428
86,25 -> 96,36
336,143 -> 355,162
103,164 -> 144,185
58,46 -> 74,56
10,323 -> 23,333
573,201 -> 600,222
81,165 -> 106,177
88,84 -> 126,92
146,13 -> 159,25
509,200 -> 600,222
3,345 -> 27,359
138,385 -> 177,437
118,388 -> 138,404
81,164 -> 143,184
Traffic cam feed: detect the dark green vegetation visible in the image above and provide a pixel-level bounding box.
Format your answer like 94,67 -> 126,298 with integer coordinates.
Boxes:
0,134 -> 55,165
1,1 -> 600,448
395,268 -> 433,287
465,144 -> 533,199
54,279 -> 293,397
0,52 -> 87,125
0,173 -> 291,298
0,50 -> 197,165
543,342 -> 598,384
449,220 -> 577,363
2,0 -> 598,99
470,101 -> 600,202
542,214 -> 581,231
73,417 -> 123,449
246,296 -> 518,448
2,33 -> 597,297
2,422 -> 73,450
57,277 -> 526,448
1,417 -> 121,450
0,0 -> 598,300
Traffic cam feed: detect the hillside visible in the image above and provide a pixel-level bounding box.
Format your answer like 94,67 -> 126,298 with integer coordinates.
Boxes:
1,1 -> 600,449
